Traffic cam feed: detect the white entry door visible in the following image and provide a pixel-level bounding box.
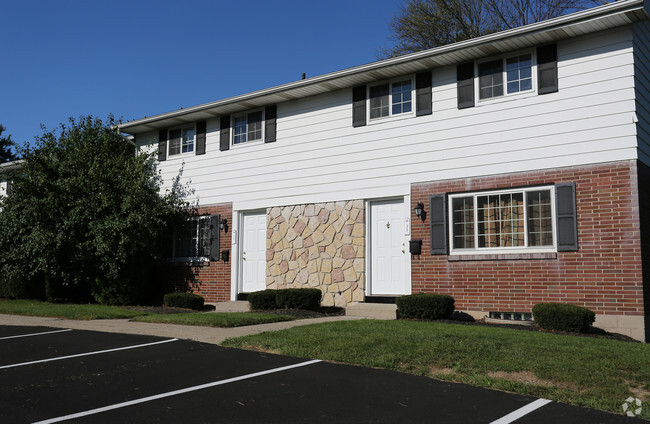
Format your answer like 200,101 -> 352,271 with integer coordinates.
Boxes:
241,212 -> 267,293
370,199 -> 409,295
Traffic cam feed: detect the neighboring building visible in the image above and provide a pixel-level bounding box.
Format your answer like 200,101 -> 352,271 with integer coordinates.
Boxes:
0,160 -> 23,198
118,0 -> 650,341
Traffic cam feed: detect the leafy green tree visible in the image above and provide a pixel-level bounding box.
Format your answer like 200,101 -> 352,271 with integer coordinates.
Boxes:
0,116 -> 189,304
0,125 -> 18,163
380,0 -> 609,57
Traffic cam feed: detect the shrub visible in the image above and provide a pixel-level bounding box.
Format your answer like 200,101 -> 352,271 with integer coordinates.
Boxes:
275,288 -> 322,310
396,293 -> 455,320
248,290 -> 278,310
532,303 -> 595,333
163,292 -> 205,310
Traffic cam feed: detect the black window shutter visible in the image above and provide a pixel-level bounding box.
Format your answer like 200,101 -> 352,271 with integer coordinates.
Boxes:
352,85 -> 367,127
265,105 -> 277,143
210,214 -> 221,261
220,116 -> 230,151
415,71 -> 432,116
158,129 -> 168,161
196,120 -> 206,155
430,194 -> 447,255
538,44 -> 558,94
555,182 -> 578,251
5,179 -> 12,196
457,62 -> 475,109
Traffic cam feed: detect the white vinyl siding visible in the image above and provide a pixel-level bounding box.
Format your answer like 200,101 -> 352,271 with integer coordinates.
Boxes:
136,27 -> 638,211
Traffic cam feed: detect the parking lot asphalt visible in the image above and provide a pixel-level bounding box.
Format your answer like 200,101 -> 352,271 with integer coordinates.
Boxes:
0,324 -> 646,424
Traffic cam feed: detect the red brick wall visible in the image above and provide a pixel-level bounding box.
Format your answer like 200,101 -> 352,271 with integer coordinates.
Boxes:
410,160 -> 646,317
164,203 -> 232,303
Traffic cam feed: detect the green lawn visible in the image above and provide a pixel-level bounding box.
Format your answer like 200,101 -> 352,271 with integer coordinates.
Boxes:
222,320 -> 650,419
132,312 -> 294,327
0,299 -> 147,320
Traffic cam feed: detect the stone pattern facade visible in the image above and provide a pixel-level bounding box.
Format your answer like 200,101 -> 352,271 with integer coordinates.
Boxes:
266,200 -> 365,307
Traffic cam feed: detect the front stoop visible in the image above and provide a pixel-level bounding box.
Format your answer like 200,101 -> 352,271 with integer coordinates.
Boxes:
209,301 -> 250,313
345,303 -> 397,320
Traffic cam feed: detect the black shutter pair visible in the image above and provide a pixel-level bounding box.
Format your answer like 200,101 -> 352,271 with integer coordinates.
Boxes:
157,121 -> 207,161
352,71 -> 433,127
219,105 -> 277,151
428,182 -> 578,255
456,43 -> 558,109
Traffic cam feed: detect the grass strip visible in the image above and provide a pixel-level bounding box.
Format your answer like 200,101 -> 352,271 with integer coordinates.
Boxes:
0,299 -> 147,320
132,312 -> 294,328
222,320 -> 650,418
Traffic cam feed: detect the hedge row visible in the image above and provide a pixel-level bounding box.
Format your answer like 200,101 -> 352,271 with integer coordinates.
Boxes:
248,288 -> 321,310
163,292 -> 205,310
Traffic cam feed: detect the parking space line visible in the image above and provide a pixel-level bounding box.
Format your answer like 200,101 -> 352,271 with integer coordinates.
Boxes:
0,338 -> 178,370
32,359 -> 322,424
0,328 -> 73,340
489,398 -> 553,424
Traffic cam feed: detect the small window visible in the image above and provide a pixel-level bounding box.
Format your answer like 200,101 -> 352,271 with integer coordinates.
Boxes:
233,111 -> 263,145
168,126 -> 195,156
449,187 -> 555,253
369,78 -> 413,120
478,53 -> 533,100
173,216 -> 211,259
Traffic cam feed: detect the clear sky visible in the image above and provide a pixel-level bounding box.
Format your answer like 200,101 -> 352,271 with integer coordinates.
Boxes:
1,0 -> 402,150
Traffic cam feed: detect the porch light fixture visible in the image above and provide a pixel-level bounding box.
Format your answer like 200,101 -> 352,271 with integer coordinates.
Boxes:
414,202 -> 425,221
220,218 -> 228,232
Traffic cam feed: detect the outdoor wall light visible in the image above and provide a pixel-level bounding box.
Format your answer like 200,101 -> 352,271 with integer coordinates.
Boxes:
220,218 -> 228,232
414,202 -> 425,221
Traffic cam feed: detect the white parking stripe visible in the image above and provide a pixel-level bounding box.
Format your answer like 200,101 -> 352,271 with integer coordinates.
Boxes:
0,338 -> 178,370
32,359 -> 322,424
490,398 -> 553,424
0,328 -> 73,340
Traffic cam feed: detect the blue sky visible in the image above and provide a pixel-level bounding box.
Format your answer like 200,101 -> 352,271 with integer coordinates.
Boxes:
1,0 -> 401,149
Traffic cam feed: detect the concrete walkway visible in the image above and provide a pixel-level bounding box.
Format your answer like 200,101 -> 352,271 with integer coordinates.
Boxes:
0,313 -> 359,345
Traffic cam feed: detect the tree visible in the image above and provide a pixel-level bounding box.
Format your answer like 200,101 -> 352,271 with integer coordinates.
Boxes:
380,0 -> 609,57
0,116 -> 189,304
0,125 -> 18,163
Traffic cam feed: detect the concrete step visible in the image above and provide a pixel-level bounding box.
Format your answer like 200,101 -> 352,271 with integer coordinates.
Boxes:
345,302 -> 397,320
209,301 -> 250,313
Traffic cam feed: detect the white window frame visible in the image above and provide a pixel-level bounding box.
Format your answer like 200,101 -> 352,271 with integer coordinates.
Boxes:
448,186 -> 557,255
476,50 -> 536,103
168,124 -> 196,157
367,76 -> 415,122
172,215 -> 212,261
231,109 -> 264,147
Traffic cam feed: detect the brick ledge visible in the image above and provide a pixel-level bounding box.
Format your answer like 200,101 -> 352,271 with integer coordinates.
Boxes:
448,252 -> 557,261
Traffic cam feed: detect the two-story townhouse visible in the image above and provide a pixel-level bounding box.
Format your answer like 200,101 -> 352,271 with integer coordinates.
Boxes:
119,0 -> 650,341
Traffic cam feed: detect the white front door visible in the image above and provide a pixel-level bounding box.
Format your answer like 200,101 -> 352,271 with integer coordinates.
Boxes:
370,199 -> 409,295
241,211 -> 267,293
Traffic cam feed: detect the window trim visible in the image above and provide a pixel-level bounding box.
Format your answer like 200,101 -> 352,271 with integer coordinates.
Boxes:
167,124 -> 196,157
231,109 -> 265,147
475,50 -> 537,103
171,215 -> 212,261
448,186 -> 557,255
367,76 -> 416,122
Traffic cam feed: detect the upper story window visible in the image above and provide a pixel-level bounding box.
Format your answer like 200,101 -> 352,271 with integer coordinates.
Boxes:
449,186 -> 555,253
233,111 -> 263,145
169,126 -> 195,156
478,53 -> 533,100
369,78 -> 413,120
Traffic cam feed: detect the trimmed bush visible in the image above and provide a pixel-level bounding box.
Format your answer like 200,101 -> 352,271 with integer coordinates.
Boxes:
163,292 -> 205,310
275,288 -> 322,310
532,303 -> 595,333
396,293 -> 455,320
248,290 -> 278,310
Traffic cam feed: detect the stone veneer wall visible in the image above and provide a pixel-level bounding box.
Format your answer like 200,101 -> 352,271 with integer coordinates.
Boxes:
266,200 -> 365,307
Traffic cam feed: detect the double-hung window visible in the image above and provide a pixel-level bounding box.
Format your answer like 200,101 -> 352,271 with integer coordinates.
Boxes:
233,111 -> 263,145
449,187 -> 555,253
173,216 -> 212,259
369,78 -> 413,120
478,53 -> 532,100
168,126 -> 195,156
